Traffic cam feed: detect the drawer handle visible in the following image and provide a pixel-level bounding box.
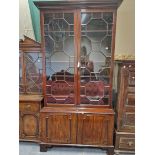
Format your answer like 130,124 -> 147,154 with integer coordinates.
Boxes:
128,141 -> 134,146
26,105 -> 31,110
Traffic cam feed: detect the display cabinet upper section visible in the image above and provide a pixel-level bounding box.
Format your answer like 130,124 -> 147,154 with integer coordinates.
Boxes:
34,0 -> 123,10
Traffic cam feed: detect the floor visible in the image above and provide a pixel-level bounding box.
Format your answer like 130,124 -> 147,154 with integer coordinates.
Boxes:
20,142 -> 134,155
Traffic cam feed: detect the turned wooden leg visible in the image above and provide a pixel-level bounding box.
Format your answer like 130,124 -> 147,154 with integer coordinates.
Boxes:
107,147 -> 114,155
40,144 -> 47,152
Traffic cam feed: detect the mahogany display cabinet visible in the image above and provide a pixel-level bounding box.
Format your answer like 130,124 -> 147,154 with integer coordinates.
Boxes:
114,60 -> 135,154
19,36 -> 44,142
34,0 -> 123,154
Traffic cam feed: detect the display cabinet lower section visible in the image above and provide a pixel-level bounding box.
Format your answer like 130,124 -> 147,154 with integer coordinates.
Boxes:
39,107 -> 114,155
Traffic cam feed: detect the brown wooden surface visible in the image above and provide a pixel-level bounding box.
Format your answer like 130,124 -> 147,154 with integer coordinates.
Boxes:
109,9 -> 117,106
19,35 -> 41,51
74,9 -> 79,106
40,107 -> 114,147
34,0 -> 123,10
40,11 -> 46,100
77,113 -> 114,145
19,95 -> 43,102
19,95 -> 43,142
114,60 -> 135,153
116,61 -> 135,132
20,112 -> 39,141
40,106 -> 114,114
40,112 -> 77,144
115,132 -> 135,151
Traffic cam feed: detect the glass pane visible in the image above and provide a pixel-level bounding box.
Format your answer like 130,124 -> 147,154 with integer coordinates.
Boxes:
44,12 -> 75,104
80,12 -> 113,105
87,19 -> 107,30
64,13 -> 74,24
24,52 -> 42,94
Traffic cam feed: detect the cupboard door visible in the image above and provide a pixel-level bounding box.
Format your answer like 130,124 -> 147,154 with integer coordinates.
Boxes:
20,112 -> 39,140
79,11 -> 114,105
77,113 -> 114,145
43,12 -> 76,105
40,113 -> 76,144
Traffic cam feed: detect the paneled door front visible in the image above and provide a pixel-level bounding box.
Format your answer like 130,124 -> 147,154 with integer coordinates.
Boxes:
77,113 -> 114,145
40,112 -> 77,144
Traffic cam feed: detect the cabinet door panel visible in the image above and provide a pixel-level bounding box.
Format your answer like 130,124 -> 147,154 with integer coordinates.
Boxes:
77,113 -> 114,145
44,12 -> 76,105
79,11 -> 114,106
20,113 -> 39,140
40,113 -> 76,144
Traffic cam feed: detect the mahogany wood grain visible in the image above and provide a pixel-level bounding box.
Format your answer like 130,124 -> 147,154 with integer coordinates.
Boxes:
19,95 -> 44,142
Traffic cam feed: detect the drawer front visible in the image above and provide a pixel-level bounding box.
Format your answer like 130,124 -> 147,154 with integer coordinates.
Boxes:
115,133 -> 135,151
126,94 -> 135,106
118,112 -> 135,132
119,137 -> 135,150
123,112 -> 135,126
20,102 -> 40,112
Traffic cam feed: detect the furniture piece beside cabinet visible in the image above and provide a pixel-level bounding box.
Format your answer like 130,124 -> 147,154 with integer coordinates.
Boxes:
114,60 -> 135,154
19,95 -> 44,142
19,36 -> 43,142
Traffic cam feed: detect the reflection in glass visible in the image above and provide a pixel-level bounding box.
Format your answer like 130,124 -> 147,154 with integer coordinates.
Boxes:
25,53 -> 42,94
44,13 -> 75,104
87,19 -> 107,30
80,12 -> 113,105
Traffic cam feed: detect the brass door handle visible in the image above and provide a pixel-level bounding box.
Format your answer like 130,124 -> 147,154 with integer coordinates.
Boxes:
128,141 -> 134,146
77,61 -> 80,69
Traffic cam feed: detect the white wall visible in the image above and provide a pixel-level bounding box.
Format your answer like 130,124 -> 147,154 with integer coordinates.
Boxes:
115,0 -> 135,60
19,0 -> 35,40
